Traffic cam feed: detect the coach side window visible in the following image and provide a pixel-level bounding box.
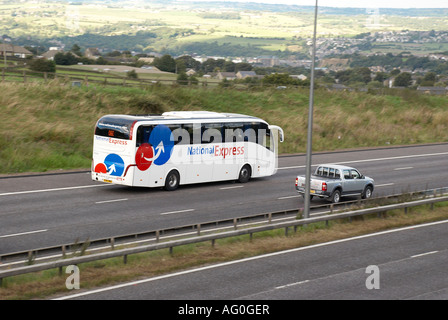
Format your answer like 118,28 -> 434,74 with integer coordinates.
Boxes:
202,123 -> 223,144
136,125 -> 153,147
224,123 -> 244,143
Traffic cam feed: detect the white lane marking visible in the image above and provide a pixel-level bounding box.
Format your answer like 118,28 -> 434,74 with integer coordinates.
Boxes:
220,186 -> 244,190
278,195 -> 301,200
394,167 -> 413,171
411,251 -> 438,258
0,184 -> 110,197
159,209 -> 195,215
278,152 -> 448,170
0,229 -> 48,239
276,280 -> 309,290
376,183 -> 394,187
54,219 -> 448,300
95,198 -> 128,204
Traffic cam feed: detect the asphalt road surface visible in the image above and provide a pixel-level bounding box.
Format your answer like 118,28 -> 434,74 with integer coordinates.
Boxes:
1,143 -> 448,256
57,219 -> 448,300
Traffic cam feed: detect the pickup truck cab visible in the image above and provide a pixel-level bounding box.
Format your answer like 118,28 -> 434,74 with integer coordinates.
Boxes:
295,164 -> 374,203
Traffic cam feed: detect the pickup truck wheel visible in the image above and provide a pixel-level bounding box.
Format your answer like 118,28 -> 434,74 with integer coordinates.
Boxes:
330,190 -> 341,203
362,186 -> 373,199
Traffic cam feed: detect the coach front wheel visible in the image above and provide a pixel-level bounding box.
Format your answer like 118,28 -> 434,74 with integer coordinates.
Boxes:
165,170 -> 180,191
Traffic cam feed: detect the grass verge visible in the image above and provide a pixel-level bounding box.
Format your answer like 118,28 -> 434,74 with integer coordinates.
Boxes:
1,82 -> 448,174
1,202 -> 447,300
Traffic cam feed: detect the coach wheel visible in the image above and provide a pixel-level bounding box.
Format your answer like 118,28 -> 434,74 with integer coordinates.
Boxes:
238,165 -> 251,183
165,170 -> 180,191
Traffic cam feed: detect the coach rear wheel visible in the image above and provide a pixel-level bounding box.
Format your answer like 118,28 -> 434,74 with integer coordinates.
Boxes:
165,170 -> 180,191
238,165 -> 251,183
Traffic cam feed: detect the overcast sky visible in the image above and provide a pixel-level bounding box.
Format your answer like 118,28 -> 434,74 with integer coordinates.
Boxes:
185,0 -> 448,8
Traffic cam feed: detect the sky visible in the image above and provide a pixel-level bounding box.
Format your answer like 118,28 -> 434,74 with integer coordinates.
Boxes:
185,0 -> 448,8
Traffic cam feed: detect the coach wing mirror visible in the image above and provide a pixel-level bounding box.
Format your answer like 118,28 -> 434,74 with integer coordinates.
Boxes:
269,125 -> 284,142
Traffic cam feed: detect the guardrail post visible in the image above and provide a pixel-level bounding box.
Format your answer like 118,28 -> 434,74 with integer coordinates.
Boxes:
156,230 -> 160,242
197,224 -> 201,236
233,218 -> 237,230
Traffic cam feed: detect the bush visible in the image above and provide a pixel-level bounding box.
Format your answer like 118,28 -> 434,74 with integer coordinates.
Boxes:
29,59 -> 56,73
127,69 -> 138,79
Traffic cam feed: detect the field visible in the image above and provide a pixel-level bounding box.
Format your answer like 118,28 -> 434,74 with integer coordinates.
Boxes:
1,81 -> 447,174
3,1 -> 448,57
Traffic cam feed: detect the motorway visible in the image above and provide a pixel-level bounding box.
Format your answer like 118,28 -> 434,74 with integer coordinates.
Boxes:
1,143 -> 448,256
58,219 -> 448,300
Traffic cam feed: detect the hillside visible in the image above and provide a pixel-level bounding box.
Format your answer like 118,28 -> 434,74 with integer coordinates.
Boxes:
1,81 -> 447,174
3,0 -> 448,59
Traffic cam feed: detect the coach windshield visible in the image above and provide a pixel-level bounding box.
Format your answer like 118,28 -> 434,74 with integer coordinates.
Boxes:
95,116 -> 137,140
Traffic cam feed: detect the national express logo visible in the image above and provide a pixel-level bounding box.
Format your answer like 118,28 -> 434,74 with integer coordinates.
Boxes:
94,125 -> 174,176
135,125 -> 174,171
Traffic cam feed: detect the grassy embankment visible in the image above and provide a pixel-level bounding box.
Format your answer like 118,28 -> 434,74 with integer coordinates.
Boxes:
1,81 -> 447,174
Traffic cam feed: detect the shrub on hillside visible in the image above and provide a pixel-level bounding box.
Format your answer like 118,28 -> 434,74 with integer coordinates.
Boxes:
29,58 -> 56,73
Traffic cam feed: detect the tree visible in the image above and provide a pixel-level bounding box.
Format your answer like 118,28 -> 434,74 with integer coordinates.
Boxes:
152,54 -> 176,73
54,52 -> 78,65
71,44 -> 82,57
127,69 -> 138,79
29,58 -> 56,73
423,72 -> 436,82
374,72 -> 388,83
176,72 -> 188,85
394,72 -> 412,87
262,73 -> 292,86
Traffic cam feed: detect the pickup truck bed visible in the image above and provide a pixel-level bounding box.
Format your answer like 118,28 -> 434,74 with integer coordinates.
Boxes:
295,164 -> 374,203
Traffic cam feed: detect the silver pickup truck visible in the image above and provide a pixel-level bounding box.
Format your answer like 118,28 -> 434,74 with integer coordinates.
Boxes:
295,164 -> 374,203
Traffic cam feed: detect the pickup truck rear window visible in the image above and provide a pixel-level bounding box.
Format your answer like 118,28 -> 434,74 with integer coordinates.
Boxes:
316,167 -> 341,178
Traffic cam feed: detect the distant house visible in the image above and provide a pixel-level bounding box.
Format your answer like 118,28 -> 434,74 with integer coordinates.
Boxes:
186,68 -> 196,76
41,49 -> 80,61
138,57 -> 155,64
216,72 -> 236,80
41,49 -> 63,60
290,74 -> 307,81
0,44 -> 33,58
85,48 -> 101,60
236,71 -> 256,79
255,56 -> 279,67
